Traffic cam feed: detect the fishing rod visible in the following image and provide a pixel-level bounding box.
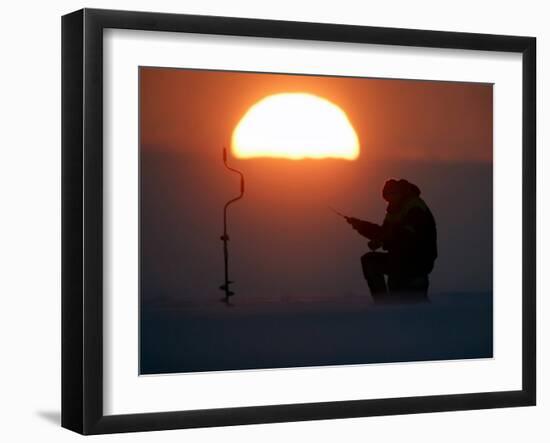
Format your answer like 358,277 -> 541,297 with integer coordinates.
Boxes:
329,206 -> 352,223
220,147 -> 245,302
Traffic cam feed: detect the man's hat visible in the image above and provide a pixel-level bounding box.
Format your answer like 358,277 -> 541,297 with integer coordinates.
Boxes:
382,179 -> 421,201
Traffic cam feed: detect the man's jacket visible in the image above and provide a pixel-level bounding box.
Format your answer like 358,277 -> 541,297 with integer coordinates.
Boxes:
353,196 -> 437,275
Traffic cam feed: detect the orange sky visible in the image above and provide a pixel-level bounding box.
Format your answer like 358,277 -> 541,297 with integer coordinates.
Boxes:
139,67 -> 494,299
140,67 -> 492,162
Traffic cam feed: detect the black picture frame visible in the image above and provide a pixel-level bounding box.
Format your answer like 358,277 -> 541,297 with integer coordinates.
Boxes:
62,8 -> 536,435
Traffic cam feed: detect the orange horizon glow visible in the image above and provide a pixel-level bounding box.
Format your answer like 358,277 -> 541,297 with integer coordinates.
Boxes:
231,93 -> 360,160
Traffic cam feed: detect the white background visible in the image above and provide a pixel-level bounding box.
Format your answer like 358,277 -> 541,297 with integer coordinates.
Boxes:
0,0 -> 547,441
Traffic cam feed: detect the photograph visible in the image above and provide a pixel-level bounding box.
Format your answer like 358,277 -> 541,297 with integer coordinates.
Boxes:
139,67 -> 494,375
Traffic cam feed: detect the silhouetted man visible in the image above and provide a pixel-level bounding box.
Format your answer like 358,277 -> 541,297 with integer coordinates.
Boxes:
347,179 -> 437,301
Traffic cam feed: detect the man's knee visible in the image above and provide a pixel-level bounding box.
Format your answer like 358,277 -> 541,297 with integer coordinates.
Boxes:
361,252 -> 385,275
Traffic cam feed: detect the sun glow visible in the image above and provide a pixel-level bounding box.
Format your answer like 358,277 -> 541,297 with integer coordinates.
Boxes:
232,93 -> 360,160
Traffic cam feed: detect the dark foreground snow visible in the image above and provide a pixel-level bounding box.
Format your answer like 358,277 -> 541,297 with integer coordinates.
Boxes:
140,292 -> 492,374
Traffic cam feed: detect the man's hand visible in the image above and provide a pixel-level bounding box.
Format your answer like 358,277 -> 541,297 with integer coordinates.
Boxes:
368,239 -> 382,251
347,218 -> 383,241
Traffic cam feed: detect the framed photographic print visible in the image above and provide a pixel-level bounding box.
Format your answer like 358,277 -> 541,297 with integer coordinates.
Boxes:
61,8 -> 536,435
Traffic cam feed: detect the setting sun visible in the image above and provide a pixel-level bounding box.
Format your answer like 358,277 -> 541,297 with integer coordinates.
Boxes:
232,93 -> 360,160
